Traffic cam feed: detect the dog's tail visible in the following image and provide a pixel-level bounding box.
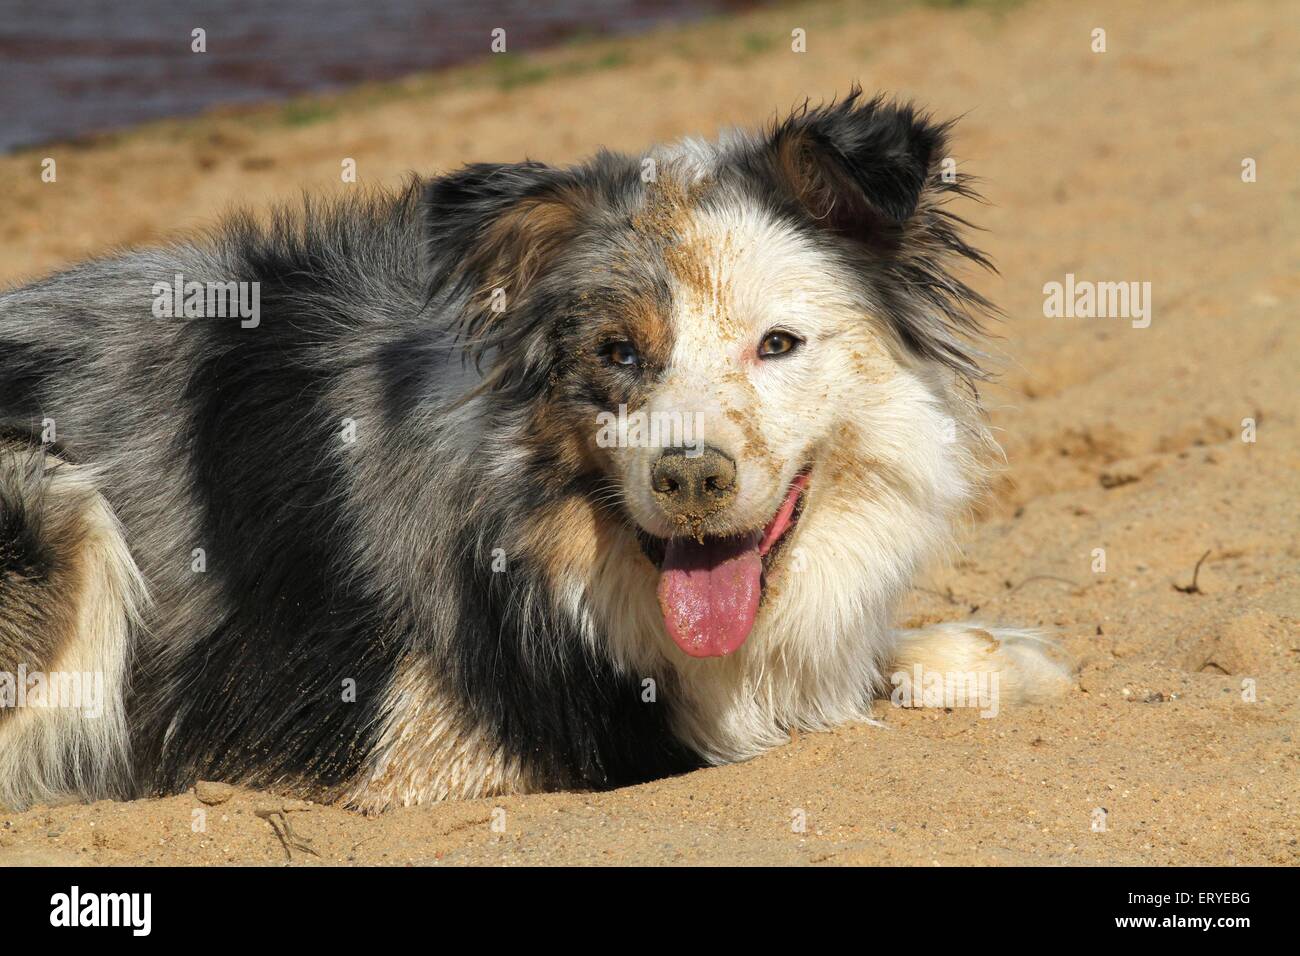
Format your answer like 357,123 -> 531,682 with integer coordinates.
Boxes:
0,444 -> 145,810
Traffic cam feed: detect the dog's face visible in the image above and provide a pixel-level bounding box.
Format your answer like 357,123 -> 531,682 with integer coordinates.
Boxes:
427,92 -> 991,662
583,201 -> 876,659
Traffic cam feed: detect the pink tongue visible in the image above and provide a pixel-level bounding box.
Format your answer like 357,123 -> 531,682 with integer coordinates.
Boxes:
656,474 -> 809,658
657,534 -> 762,658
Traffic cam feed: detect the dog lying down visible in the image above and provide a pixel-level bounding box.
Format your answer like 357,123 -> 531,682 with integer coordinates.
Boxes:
0,89 -> 1070,812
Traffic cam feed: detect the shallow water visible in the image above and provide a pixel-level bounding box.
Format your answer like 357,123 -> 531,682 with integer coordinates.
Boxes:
0,0 -> 756,152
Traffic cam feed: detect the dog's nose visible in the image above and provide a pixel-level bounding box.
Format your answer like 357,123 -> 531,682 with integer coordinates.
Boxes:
651,446 -> 737,518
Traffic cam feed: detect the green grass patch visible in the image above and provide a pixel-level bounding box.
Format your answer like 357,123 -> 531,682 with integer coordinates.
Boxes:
280,102 -> 338,127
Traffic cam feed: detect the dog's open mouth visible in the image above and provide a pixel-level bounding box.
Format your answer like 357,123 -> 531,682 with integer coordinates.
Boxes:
637,469 -> 811,659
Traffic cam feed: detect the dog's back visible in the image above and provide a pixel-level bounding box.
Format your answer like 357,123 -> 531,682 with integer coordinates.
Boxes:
0,186 -> 441,807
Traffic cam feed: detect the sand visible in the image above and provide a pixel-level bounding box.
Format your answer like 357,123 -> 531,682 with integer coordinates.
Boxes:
0,0 -> 1295,866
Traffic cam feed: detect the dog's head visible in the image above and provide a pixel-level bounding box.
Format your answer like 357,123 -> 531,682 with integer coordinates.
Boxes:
426,91 -> 993,662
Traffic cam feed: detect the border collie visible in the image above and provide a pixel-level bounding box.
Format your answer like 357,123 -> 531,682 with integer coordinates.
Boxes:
0,90 -> 1069,812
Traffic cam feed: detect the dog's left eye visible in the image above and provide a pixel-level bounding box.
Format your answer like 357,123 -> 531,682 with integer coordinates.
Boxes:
601,340 -> 641,367
758,330 -> 802,359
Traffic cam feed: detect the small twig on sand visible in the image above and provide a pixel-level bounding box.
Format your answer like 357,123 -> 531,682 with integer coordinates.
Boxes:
915,586 -> 961,606
1005,574 -> 1083,595
255,807 -> 319,861
1173,549 -> 1213,595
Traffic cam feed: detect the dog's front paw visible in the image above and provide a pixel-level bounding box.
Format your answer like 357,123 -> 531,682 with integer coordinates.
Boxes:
890,623 -> 1073,709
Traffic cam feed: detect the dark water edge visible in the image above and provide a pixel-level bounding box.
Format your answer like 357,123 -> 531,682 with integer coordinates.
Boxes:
0,0 -> 761,153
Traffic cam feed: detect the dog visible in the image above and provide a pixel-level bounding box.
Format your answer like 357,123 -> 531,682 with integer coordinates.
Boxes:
0,90 -> 1069,812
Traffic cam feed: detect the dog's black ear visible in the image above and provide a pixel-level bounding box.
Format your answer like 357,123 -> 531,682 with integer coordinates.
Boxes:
424,161 -> 583,295
761,91 -> 995,380
762,90 -> 949,247
423,162 -> 586,386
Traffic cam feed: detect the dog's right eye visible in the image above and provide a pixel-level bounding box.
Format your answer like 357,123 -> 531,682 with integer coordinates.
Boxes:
600,340 -> 641,367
